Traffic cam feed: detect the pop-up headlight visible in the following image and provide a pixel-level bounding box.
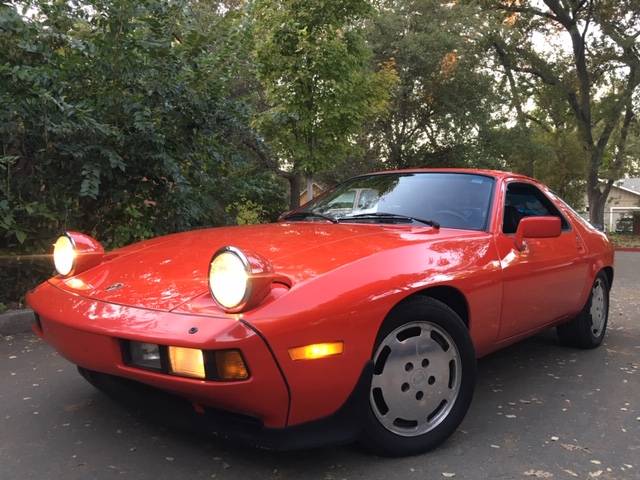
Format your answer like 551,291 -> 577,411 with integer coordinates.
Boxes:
52,231 -> 104,277
208,246 -> 276,313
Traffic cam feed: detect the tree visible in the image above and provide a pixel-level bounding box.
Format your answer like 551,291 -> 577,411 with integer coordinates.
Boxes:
1,0 -> 290,306
364,0 -> 498,170
250,0 -> 396,210
480,0 -> 640,226
476,75 -> 589,208
0,0 -> 286,252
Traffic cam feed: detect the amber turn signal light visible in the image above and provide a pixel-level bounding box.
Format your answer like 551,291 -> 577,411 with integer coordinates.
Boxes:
215,350 -> 249,380
168,346 -> 206,379
288,342 -> 344,361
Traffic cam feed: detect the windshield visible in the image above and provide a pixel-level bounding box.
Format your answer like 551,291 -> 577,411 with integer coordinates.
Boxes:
301,173 -> 495,230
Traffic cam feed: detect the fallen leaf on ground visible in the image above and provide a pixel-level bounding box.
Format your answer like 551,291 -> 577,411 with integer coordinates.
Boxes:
560,443 -> 591,453
524,470 -> 553,478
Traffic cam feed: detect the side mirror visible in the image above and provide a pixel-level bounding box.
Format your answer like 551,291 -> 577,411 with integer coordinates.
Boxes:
514,216 -> 562,251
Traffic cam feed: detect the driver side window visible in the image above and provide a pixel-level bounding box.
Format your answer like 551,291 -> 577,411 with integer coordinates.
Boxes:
503,182 -> 569,234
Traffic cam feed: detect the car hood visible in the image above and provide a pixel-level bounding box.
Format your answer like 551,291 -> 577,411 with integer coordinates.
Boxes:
51,222 -> 475,312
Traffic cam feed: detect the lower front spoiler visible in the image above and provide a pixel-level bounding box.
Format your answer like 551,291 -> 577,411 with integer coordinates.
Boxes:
78,361 -> 373,451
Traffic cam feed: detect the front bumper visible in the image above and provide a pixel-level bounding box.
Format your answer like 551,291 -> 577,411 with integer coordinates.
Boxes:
78,362 -> 372,450
27,281 -> 289,428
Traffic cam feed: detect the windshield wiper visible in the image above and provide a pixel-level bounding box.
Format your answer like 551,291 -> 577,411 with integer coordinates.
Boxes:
341,212 -> 440,229
280,211 -> 339,224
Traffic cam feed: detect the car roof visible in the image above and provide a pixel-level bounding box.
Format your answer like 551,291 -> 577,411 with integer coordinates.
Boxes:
364,168 -> 535,182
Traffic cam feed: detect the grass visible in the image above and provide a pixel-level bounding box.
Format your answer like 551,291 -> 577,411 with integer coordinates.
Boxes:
607,233 -> 640,249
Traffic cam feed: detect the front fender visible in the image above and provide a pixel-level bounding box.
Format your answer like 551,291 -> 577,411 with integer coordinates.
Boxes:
243,232 -> 502,425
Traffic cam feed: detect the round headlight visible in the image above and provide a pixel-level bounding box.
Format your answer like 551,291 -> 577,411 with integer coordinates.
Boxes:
53,234 -> 76,276
208,247 -> 250,311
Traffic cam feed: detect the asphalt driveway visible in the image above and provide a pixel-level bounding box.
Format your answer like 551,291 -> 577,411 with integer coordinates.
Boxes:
1,253 -> 639,480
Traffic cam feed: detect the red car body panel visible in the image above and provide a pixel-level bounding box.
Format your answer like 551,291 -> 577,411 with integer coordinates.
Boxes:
26,281 -> 290,427
26,169 -> 614,430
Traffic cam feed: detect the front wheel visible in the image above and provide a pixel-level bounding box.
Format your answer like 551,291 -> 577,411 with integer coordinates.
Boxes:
359,296 -> 476,457
557,272 -> 610,349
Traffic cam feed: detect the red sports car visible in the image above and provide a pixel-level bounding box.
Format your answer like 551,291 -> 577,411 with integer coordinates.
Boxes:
27,169 -> 614,456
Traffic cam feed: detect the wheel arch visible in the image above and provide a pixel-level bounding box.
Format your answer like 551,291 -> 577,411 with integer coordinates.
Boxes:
601,266 -> 614,288
394,285 -> 470,329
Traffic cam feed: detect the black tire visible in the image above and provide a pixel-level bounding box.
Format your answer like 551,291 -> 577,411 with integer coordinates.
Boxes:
359,296 -> 476,457
557,272 -> 610,349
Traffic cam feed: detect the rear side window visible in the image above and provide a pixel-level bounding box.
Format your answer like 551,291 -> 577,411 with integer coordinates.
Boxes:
503,182 -> 569,234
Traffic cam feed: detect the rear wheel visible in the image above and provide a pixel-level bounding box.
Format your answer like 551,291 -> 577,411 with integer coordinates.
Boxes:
359,296 -> 476,457
557,272 -> 610,349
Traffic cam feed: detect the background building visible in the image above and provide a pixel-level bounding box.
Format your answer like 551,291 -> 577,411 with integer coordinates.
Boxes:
582,179 -> 640,233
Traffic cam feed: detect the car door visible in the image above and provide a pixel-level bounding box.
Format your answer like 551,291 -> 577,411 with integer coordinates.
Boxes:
496,180 -> 589,339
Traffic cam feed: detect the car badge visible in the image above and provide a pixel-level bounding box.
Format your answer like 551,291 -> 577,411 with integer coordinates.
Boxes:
105,282 -> 124,292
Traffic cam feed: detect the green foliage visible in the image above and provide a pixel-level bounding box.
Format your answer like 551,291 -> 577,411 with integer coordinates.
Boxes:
476,0 -> 640,223
228,199 -> 264,225
0,0 -> 287,256
365,0 -> 498,169
251,0 -> 397,178
0,0 -> 287,304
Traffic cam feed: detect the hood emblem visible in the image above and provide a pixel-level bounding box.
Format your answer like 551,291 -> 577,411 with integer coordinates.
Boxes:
105,282 -> 124,292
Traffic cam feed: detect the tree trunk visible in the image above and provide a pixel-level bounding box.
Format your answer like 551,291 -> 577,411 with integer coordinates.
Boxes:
585,143 -> 614,230
587,186 -> 606,230
521,149 -> 535,178
288,172 -> 304,211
